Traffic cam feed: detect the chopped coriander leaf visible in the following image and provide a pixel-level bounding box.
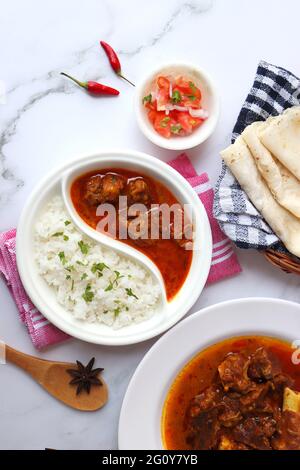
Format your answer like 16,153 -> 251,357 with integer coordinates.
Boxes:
189,81 -> 197,92
76,260 -> 87,266
114,270 -> 124,280
142,93 -> 152,104
78,240 -> 90,254
160,117 -> 170,128
105,282 -> 113,292
91,262 -> 109,277
171,90 -> 181,103
125,287 -> 138,299
71,280 -> 74,291
52,232 -> 64,237
58,251 -> 67,265
105,271 -> 124,292
186,94 -> 196,101
64,220 -> 71,226
114,307 -> 121,318
170,124 -> 183,134
82,284 -> 94,303
63,235 -> 69,241
66,275 -> 71,280
65,265 -> 74,272
81,273 -> 88,280
125,306 -> 129,311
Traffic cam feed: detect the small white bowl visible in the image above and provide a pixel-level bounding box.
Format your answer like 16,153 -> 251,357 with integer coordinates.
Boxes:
135,62 -> 220,150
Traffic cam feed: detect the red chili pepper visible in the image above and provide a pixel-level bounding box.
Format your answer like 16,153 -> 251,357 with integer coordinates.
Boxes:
60,72 -> 119,96
100,41 -> 135,87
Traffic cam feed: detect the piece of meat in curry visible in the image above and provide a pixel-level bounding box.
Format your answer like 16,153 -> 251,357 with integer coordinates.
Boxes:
83,173 -> 126,206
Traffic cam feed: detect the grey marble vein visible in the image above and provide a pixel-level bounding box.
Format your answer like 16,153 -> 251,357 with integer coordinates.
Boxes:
0,84 -> 72,209
119,0 -> 214,57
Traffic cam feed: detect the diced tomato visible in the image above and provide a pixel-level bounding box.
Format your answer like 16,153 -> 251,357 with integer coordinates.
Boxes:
175,77 -> 191,93
181,96 -> 201,109
154,114 -> 171,138
175,76 -> 202,108
176,76 -> 201,99
157,89 -> 170,109
157,76 -> 170,90
147,110 -> 157,125
190,116 -> 203,129
176,112 -> 193,135
145,98 -> 157,111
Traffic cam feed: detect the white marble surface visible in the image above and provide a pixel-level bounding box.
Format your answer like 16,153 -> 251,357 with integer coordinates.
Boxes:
1,0 -> 300,450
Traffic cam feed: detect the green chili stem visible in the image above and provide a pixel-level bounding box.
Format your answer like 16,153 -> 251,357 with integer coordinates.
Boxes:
117,72 -> 135,87
60,72 -> 87,89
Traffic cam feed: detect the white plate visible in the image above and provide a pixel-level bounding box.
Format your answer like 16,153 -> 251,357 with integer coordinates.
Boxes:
16,149 -> 212,346
118,297 -> 300,449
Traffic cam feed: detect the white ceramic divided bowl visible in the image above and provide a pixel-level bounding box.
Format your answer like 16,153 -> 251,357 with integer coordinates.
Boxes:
135,62 -> 220,150
118,298 -> 300,449
16,149 -> 212,346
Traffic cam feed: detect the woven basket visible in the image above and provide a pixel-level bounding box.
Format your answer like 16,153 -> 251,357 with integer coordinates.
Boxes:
264,249 -> 300,275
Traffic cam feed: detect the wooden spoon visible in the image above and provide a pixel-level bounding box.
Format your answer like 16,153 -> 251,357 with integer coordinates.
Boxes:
5,344 -> 108,411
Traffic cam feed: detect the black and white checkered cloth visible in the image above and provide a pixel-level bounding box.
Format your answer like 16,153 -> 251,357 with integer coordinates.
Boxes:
213,60 -> 300,253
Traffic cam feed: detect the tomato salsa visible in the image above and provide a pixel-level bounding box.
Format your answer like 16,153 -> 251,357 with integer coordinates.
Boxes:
143,75 -> 208,138
71,168 -> 193,301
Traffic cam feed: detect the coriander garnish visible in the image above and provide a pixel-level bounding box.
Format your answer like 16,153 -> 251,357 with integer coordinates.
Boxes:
125,287 -> 138,299
142,93 -> 152,104
78,240 -> 90,254
189,81 -> 197,92
58,251 -> 67,265
52,232 -> 64,237
64,220 -> 71,226
170,124 -> 183,134
76,260 -> 87,266
82,284 -> 94,303
105,271 -> 123,292
91,262 -> 109,277
160,117 -> 170,128
171,90 -> 181,103
114,307 -> 121,318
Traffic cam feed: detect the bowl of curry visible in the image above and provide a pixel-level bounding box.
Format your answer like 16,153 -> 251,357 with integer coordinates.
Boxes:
60,149 -> 212,344
70,167 -> 193,301
118,298 -> 300,449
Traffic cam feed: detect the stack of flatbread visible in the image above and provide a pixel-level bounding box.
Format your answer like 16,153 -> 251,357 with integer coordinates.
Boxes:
221,106 -> 300,258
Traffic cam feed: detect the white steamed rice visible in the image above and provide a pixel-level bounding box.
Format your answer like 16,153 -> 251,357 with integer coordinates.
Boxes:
35,196 -> 161,328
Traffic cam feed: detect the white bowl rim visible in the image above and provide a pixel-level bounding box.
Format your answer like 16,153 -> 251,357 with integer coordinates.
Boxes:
16,148 -> 212,346
135,61 -> 220,150
118,297 -> 300,448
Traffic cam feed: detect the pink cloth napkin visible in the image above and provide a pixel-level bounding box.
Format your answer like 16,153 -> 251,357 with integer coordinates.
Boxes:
0,154 -> 241,349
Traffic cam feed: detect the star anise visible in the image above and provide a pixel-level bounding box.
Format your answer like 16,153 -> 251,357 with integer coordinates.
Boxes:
67,357 -> 104,395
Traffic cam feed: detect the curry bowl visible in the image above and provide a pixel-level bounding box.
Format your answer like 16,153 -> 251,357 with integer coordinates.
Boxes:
16,149 -> 212,346
118,298 -> 300,448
